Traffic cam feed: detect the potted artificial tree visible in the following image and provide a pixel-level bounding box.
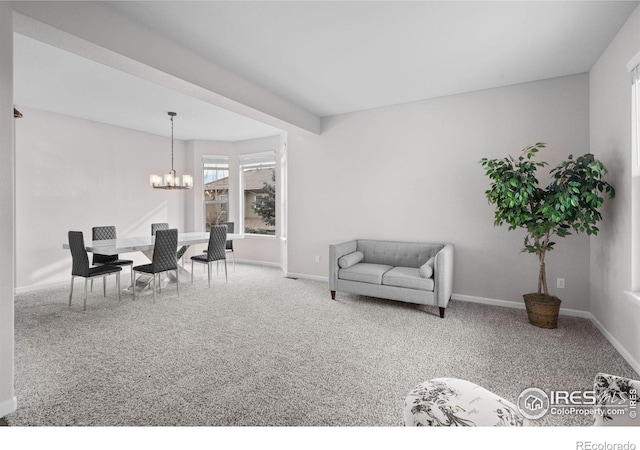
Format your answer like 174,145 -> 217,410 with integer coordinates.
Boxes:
480,143 -> 615,328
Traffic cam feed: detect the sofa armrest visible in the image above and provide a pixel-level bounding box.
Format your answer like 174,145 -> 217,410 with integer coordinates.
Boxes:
434,243 -> 454,309
329,240 -> 358,291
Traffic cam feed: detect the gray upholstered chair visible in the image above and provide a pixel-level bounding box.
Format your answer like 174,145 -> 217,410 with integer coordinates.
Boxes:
191,225 -> 227,287
152,222 -> 187,266
150,222 -> 169,236
91,226 -> 134,292
68,231 -> 122,311
224,221 -> 235,270
133,228 -> 179,302
203,221 -> 235,270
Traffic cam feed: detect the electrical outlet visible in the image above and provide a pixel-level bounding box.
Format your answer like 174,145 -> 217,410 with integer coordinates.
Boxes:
315,255 -> 321,263
557,278 -> 565,289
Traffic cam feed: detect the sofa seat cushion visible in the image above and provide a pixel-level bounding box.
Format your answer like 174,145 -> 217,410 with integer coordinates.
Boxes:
339,263 -> 393,285
382,267 -> 434,291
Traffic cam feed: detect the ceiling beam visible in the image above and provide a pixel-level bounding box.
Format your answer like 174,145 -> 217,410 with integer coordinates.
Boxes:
12,1 -> 321,136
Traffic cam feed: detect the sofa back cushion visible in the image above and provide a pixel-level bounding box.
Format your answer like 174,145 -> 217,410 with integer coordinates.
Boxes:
356,240 -> 444,268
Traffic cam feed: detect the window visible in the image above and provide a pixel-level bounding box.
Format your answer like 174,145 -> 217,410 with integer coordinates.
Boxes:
203,156 -> 229,232
239,152 -> 276,235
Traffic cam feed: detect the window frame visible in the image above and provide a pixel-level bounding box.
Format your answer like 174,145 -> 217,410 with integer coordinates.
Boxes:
238,152 -> 276,236
202,156 -> 230,232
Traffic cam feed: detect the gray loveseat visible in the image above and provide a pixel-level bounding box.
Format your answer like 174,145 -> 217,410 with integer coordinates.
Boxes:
329,239 -> 454,317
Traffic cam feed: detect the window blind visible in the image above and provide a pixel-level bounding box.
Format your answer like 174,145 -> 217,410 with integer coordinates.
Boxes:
238,151 -> 275,169
202,155 -> 229,167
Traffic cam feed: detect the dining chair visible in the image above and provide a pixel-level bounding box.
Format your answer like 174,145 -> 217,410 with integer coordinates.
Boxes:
91,226 -> 134,293
151,222 -> 169,235
152,222 -> 187,266
191,225 -> 227,287
203,221 -> 235,271
133,228 -> 179,302
68,231 -> 122,311
224,221 -> 236,271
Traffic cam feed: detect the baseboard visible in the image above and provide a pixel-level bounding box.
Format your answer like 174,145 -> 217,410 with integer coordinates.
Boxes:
234,259 -> 283,270
0,396 -> 16,418
589,314 -> 640,376
15,260 -> 283,294
15,280 -> 68,295
285,272 -> 328,282
451,293 -> 592,318
453,293 -> 639,375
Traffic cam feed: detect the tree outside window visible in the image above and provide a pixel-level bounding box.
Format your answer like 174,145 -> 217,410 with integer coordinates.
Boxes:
242,165 -> 276,235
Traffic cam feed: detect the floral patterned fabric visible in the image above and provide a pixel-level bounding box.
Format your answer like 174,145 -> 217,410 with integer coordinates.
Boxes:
404,378 -> 529,426
593,373 -> 640,427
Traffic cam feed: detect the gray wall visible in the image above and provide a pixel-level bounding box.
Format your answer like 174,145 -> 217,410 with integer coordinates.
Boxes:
0,1 -> 15,417
14,107 -> 189,289
589,4 -> 640,370
287,74 -> 593,312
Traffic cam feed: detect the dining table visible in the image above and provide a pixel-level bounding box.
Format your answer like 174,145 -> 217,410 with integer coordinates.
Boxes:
63,231 -> 243,294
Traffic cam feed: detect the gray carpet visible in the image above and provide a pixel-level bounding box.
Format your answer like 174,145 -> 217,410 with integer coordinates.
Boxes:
6,264 -> 638,426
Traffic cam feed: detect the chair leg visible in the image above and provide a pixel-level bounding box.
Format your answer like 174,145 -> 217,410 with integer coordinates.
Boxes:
224,258 -> 228,283
117,273 -> 121,302
90,278 -> 93,292
191,261 -> 194,284
103,276 -> 106,297
176,269 -> 179,298
207,262 -> 211,288
130,266 -> 134,287
158,273 -> 162,292
69,276 -> 74,307
83,278 -> 88,312
133,271 -> 136,300
152,274 -> 156,303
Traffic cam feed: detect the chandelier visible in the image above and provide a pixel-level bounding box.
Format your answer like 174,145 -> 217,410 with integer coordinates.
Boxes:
150,112 -> 193,189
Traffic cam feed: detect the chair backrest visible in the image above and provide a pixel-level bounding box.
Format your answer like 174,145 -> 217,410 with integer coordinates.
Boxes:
68,231 -> 90,277
206,225 -> 227,261
152,228 -> 178,272
225,222 -> 234,250
92,226 -> 118,264
151,222 -> 169,236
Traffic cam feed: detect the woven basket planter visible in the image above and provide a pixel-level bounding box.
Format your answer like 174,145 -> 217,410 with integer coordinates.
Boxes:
523,293 -> 561,329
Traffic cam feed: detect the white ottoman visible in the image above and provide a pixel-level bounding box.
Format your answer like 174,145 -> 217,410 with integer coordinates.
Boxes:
404,377 -> 529,426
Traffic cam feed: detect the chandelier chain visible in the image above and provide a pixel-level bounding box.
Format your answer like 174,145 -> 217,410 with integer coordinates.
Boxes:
170,113 -> 174,172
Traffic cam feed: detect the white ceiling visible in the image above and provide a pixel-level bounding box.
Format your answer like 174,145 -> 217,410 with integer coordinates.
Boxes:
104,1 -> 639,117
13,33 -> 282,141
13,1 -> 640,140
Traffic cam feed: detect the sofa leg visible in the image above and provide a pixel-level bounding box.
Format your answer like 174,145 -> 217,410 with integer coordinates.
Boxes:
331,290 -> 336,300
439,307 -> 445,318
